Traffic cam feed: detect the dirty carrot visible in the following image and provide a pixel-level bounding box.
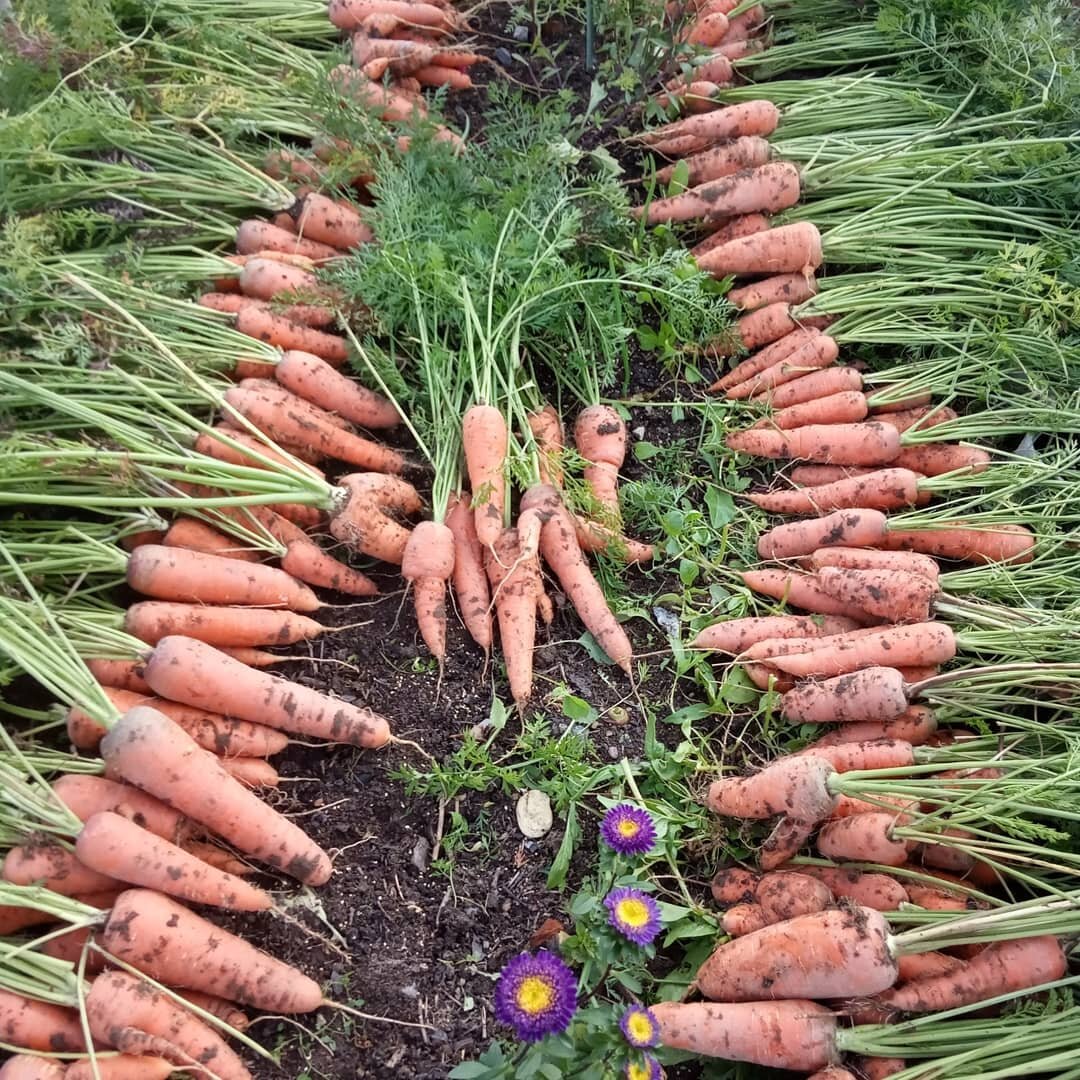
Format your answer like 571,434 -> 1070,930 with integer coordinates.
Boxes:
445,493 -> 492,651
402,520 -> 456,666
574,404 -> 626,521
463,404 -> 509,548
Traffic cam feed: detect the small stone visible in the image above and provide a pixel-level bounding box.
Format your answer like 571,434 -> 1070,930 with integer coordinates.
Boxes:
633,425 -> 646,439
516,789 -> 553,838
493,47 -> 513,66
411,837 -> 431,873
607,745 -> 620,760
512,24 -> 529,40
608,706 -> 630,727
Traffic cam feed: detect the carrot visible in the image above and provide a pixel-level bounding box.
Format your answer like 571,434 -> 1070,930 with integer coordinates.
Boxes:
873,405 -> 957,434
697,221 -> 824,278
219,756 -> 279,788
101,890 -> 323,1012
265,147 -> 325,184
66,1056 -> 175,1080
328,472 -> 420,563
683,10 -> 730,45
0,1056 -> 65,1079
752,366 -> 863,408
238,257 -> 333,307
756,871 -> 833,922
715,302 -> 804,356
38,925 -> 105,974
528,404 -> 565,487
573,404 -> 626,520
878,936 -> 1066,1012
126,544 -> 319,611
573,516 -> 655,564
721,3 -> 765,41
707,756 -> 838,869
0,989 -> 87,1053
816,811 -> 913,865
329,0 -> 456,30
749,391 -> 868,434
711,866 -> 761,905
295,191 -> 373,250
757,508 -> 889,559
690,212 -> 769,258
778,863 -> 909,910
856,1058 -> 906,1079
719,36 -> 763,59
330,64 -> 428,123
274,349 -> 400,429
729,272 -> 818,312
86,658 -> 151,693
728,421 -> 901,465
650,999 -> 838,1072
181,840 -> 253,879
223,382 -> 404,472
143,635 -> 391,749
3,842 -> 120,896
0,892 -> 121,936
788,464 -> 875,485
282,538 -> 379,597
781,667 -> 910,725
235,306 -> 349,365
486,523 -> 540,706
691,614 -> 860,652
463,404 -> 509,548
808,1070 -> 857,1080
402,520 -> 456,665
51,774 -> 187,843
772,623 -> 956,679
896,951 -> 967,983
750,467 -> 925,515
817,567 -> 937,623
654,135 -> 770,186
739,626 -> 884,665
162,517 -> 261,562
709,326 -> 821,393
803,705 -> 938,748
124,601 -> 323,648
235,219 -> 340,262
415,64 -> 473,88
638,100 -> 781,154
445,493 -> 493,651
195,426 -> 326,475
100,705 -> 333,884
809,546 -> 940,581
637,162 -> 800,225
665,52 -> 733,91
724,333 -> 840,398
741,569 -> 878,622
520,484 -> 633,673
722,902 -> 769,936
85,971 -> 252,1080
173,990 -> 249,1030
876,523 -> 1035,565
891,444 -> 991,476
75,811 -> 272,911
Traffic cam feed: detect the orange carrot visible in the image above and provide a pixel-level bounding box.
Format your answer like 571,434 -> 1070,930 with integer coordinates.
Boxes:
637,162 -> 800,225
756,870 -> 833,923
100,889 -> 325,1012
124,601 -> 323,647
463,404 -> 509,548
788,464 -> 875,485
803,705 -> 937,748
741,569 -> 878,622
808,546 -> 940,580
817,566 -> 937,623
712,301 -> 802,357
445,492 -> 492,650
85,971 -> 251,1080
329,0 -> 456,30
778,862 -> 909,910
520,484 -> 633,673
235,306 -> 349,365
574,404 -> 626,520
690,212 -> 769,259
757,508 -> 888,559
752,366 -> 863,408
748,467 -> 925,514
654,135 -> 770,186
402,520 -> 456,665
415,64 -> 473,88
162,517 -> 261,562
691,614 -> 860,652
238,257 -> 333,306
172,990 -> 249,1030
719,36 -> 764,59
330,64 -> 428,123
100,705 -> 333,884
721,902 -> 769,936
873,405 -> 957,434
696,221 -> 824,277
143,635 -> 391,748
51,774 -> 186,843
683,10 -> 730,45
856,1058 -> 906,1080
711,865 -> 761,905
709,326 -> 821,392
723,333 -> 840,398
224,381 -> 404,472
749,389 -> 867,432
35,922 -> 112,971
264,147 -> 325,184
729,272 -> 818,312
486,521 -> 541,707
3,842 -> 120,896
126,544 -> 319,611
196,424 -> 325,474
816,812 -> 916,866
65,1057 -> 175,1080
891,444 -> 991,476
235,219 -> 340,262
85,658 -> 150,693
75,811 -> 272,911
726,422 -> 901,465
783,667 -> 913,725
639,100 -> 781,155
876,523 -> 1035,565
771,623 -> 956,679
0,1056 -> 65,1079
720,2 -> 765,41
274,349 -> 400,428
528,404 -> 565,487
220,756 -> 280,788
295,191 -> 373,250
808,1070 -> 857,1080
328,472 -> 421,563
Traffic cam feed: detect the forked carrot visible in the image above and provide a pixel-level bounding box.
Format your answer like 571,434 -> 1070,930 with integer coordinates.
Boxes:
328,472 -> 422,563
402,520 -> 456,666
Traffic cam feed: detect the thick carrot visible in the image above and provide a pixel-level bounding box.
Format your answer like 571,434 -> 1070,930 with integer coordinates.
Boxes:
721,2 -> 765,41
771,623 -> 956,679
779,863 -> 909,910
143,635 -> 391,749
86,658 -> 151,693
638,100 -> 781,154
235,219 -> 340,262
690,212 -> 769,259
402,520 -> 456,665
125,601 -> 323,647
65,1057 -> 174,1080
816,811 -> 913,865
445,493 -> 492,650
683,10 -> 730,45
85,971 -> 251,1080
274,350 -> 400,429
528,404 -> 565,487
486,522 -> 541,707
741,569 -> 878,622
650,1000 -> 838,1072
0,1056 -> 65,1079
757,508 -> 889,559
162,517 -> 260,562
724,333 -> 840,398
235,305 -> 349,365
817,566 -> 937,622
697,906 -> 896,1000
877,523 -> 1035,565
715,302 -> 803,357
756,871 -> 833,923
75,811 -> 271,911
691,614 -> 860,652
809,546 -> 940,581
729,273 -> 818,312
463,404 -> 509,548
101,890 -> 323,1012
804,705 -> 938,748
0,990 -> 87,1053
739,627 -> 884,664
3,843 -> 120,896
637,162 -> 800,225
728,422 -> 900,465
750,390 -> 868,433
329,0 -> 455,30
50,774 -> 186,843
711,866 -> 761,905
891,444 -> 991,476
328,472 -> 421,563
224,380 -> 403,472
295,191 -> 373,250
781,667 -> 910,725
521,485 -> 634,672
100,705 -> 333,884
574,404 -> 626,520
697,221 -> 824,277
752,366 -> 863,408
654,135 -> 770,186
37,925 -> 103,974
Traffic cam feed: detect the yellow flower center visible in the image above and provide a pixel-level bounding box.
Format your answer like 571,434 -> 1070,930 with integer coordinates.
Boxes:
615,898 -> 651,928
617,818 -> 640,838
627,1063 -> 651,1080
626,1012 -> 655,1043
515,975 -> 555,1016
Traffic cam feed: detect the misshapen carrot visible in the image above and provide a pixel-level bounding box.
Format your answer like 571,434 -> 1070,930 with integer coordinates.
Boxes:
274,349 -> 400,429
781,667 -> 910,725
574,404 -> 626,521
235,219 -> 340,262
402,520 -> 455,666
528,404 -> 565,487
877,523 -> 1035,565
329,472 -> 421,563
816,813 -> 913,866
724,333 -> 839,399
100,706 -> 333,884
691,614 -> 859,652
574,516 -> 655,564
757,508 -> 888,560
697,221 -> 823,277
817,567 -> 936,623
752,366 -> 863,408
330,64 -> 428,123
463,404 -> 509,548
779,862 -> 909,910
446,493 -> 492,651
235,306 -> 349,365
654,135 -> 769,186
722,902 -> 769,936
0,989 -> 86,1053
637,162 -> 800,225
741,569 -> 878,622
728,422 -> 900,465
691,212 -> 769,259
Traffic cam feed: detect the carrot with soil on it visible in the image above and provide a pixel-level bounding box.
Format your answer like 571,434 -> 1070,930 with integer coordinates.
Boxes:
708,326 -> 822,393
697,220 -> 823,277
729,272 -> 818,312
750,366 -> 864,408
808,546 -> 941,581
328,472 -> 423,564
65,1057 -> 175,1080
273,349 -> 401,429
574,404 -> 627,522
653,135 -> 771,186
124,601 -> 325,647
162,517 -> 261,562
749,389 -> 869,431
527,404 -> 565,488
463,404 -> 509,549
235,220 -> 342,263
635,100 -> 781,155
756,508 -> 889,560
402,519 -> 456,669
726,421 -> 901,465
235,305 -> 350,365
741,568 -> 879,622
690,613 -> 861,653
690,212 -> 770,258
446,492 -> 493,652
50,774 -> 186,843
634,161 -> 801,225
294,191 -> 374,250
720,332 -> 840,398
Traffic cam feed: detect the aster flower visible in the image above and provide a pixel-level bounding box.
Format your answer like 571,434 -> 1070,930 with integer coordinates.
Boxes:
493,950 -> 578,1042
605,886 -> 662,947
620,1005 -> 660,1049
601,804 -> 657,857
626,1053 -> 663,1080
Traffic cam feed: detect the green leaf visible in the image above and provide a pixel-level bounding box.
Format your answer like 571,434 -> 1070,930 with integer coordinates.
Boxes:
547,803 -> 579,889
666,158 -> 690,196
561,694 -> 596,722
577,631 -> 618,666
633,441 -> 661,461
705,486 -> 736,528
678,558 -> 699,586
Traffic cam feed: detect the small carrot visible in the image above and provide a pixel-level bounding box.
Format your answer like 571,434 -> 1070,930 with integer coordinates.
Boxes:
690,212 -> 769,259
573,404 -> 626,521
741,569 -> 878,622
264,147 -> 325,184
235,305 -> 349,365
415,64 -> 473,89
696,221 -> 824,278
295,191 -> 373,250
691,614 -> 860,652
757,508 -> 888,560
709,326 -> 821,393
749,389 -> 868,432
329,472 -> 422,563
751,366 -> 863,408
726,421 -> 901,465
402,520 -> 456,666
220,756 -> 280,788
274,349 -> 400,428
235,219 -> 340,262
463,404 -> 509,548
721,902 -> 769,936
723,333 -> 840,398
711,865 -> 761,905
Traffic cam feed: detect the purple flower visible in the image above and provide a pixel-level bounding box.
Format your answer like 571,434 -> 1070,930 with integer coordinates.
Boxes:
493,950 -> 578,1042
605,886 -> 662,947
626,1053 -> 663,1080
620,1004 -> 660,1048
601,804 -> 657,857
